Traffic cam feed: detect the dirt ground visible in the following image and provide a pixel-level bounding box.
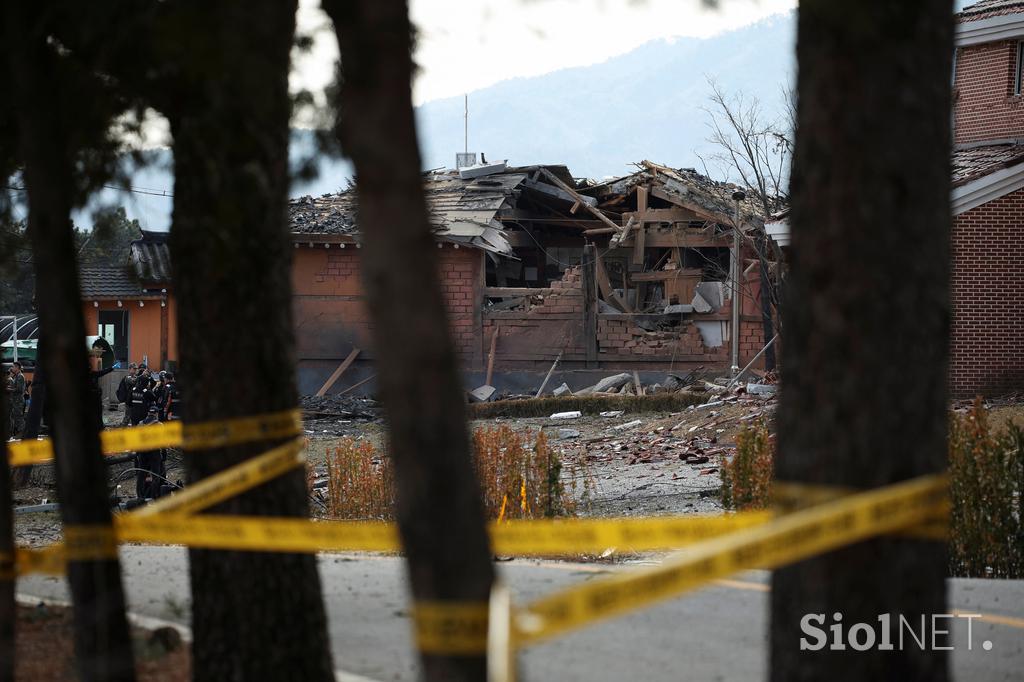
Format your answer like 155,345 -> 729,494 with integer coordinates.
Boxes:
11,391 -> 1022,543
14,602 -> 189,681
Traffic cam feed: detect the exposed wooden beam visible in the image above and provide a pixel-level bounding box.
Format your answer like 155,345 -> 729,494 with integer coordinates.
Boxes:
315,347 -> 361,396
484,287 -> 555,298
594,250 -> 632,312
535,167 -> 622,233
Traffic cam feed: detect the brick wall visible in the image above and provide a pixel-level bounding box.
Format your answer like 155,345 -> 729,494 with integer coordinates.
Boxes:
954,39 -> 1024,144
951,187 -> 1024,397
291,243 -> 482,364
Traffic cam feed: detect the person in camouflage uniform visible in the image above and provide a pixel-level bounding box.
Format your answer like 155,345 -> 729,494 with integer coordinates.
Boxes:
7,361 -> 26,438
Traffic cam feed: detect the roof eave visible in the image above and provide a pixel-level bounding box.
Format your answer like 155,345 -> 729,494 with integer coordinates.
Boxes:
952,159 -> 1024,214
956,12 -> 1024,46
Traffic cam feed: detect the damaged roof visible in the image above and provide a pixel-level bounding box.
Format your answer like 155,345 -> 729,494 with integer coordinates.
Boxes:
583,160 -> 770,226
958,0 -> 1024,20
952,142 -> 1024,186
288,169 -> 540,256
130,231 -> 172,284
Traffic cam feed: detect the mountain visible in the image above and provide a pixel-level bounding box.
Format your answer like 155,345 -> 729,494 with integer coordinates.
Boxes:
414,12 -> 795,181
86,12 -> 795,231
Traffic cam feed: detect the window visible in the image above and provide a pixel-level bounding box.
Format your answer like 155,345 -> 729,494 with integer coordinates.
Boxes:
1015,41 -> 1023,96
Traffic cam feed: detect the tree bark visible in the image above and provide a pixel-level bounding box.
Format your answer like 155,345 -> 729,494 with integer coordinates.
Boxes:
164,3 -> 334,680
771,2 -> 952,680
5,7 -> 136,680
0,392 -> 14,682
324,1 -> 496,679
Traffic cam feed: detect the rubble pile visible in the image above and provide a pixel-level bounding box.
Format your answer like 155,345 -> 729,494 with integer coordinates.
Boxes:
300,394 -> 381,421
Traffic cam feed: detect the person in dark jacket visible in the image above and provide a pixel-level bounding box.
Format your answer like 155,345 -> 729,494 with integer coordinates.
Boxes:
134,407 -> 165,499
163,372 -> 181,420
88,352 -> 115,432
128,371 -> 155,425
116,363 -> 138,426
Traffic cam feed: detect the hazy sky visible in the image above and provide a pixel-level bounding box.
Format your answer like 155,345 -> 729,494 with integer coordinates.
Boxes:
293,0 -> 797,106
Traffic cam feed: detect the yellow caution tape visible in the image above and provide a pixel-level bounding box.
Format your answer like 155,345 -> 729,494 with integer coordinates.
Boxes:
7,408 -> 303,466
773,480 -> 949,541
132,437 -> 306,517
63,525 -> 119,561
413,601 -> 491,655
115,515 -> 402,553
181,409 -> 304,451
15,545 -> 66,576
514,474 -> 949,646
110,512 -> 770,556
490,512 -> 772,555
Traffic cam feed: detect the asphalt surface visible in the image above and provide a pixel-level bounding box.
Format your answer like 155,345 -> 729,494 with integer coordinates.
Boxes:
18,547 -> 1024,681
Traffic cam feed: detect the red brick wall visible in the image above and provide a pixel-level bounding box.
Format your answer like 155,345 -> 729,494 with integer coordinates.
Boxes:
291,243 -> 482,365
951,187 -> 1024,397
954,40 -> 1024,144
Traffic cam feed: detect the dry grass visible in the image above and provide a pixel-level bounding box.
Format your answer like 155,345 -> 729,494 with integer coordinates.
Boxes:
720,420 -> 773,510
323,426 -> 591,520
949,399 -> 1024,578
721,401 -> 1024,578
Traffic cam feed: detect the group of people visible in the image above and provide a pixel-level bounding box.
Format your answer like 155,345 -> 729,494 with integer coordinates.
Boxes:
115,363 -> 181,426
5,361 -> 26,439
115,363 -> 182,501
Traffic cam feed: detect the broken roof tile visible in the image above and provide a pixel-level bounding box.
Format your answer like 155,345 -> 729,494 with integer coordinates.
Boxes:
952,142 -> 1024,186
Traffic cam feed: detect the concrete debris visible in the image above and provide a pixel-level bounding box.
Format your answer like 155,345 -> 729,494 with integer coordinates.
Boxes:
469,385 -> 497,402
556,428 -> 582,440
552,382 -> 572,397
612,419 -> 643,431
691,291 -> 713,313
663,304 -> 694,315
746,383 -> 777,397
578,372 -> 633,395
695,281 -> 725,311
550,410 -> 582,420
600,410 -> 625,418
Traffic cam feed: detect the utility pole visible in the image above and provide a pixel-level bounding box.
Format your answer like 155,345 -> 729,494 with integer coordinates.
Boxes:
730,191 -> 745,377
464,94 -> 468,154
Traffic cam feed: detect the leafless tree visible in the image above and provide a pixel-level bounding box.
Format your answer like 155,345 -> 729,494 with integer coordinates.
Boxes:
702,77 -> 792,215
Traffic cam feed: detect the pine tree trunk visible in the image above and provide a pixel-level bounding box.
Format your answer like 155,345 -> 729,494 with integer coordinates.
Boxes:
771,3 -> 952,680
164,2 -> 334,679
6,7 -> 136,678
324,1 -> 496,679
0,392 -> 14,682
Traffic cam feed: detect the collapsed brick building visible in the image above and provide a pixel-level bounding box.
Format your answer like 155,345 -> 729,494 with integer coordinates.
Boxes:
75,160 -> 777,394
289,160 -> 775,393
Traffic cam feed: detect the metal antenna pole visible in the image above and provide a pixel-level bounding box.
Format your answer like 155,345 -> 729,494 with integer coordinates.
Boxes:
464,94 -> 468,154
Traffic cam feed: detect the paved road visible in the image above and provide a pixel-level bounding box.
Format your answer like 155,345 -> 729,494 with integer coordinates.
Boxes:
19,547 -> 1024,681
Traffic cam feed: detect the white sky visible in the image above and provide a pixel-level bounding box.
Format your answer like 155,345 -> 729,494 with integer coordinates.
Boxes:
293,0 -> 797,107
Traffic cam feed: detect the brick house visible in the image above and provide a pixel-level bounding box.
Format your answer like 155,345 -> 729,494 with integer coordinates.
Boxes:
79,230 -> 176,369
290,161 -> 772,393
951,0 -> 1024,396
81,161 -> 772,394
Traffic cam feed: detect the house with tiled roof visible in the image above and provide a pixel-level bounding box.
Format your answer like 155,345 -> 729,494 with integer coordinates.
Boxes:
950,1 -> 1024,396
79,230 -> 177,368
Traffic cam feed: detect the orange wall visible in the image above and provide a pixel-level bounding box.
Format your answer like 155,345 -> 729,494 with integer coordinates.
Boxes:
82,297 -> 177,369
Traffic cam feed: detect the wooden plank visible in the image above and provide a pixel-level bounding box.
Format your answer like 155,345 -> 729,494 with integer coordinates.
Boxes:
632,222 -> 646,265
315,347 -> 361,396
582,226 -> 619,236
644,234 -> 731,248
582,244 -> 599,368
485,326 -> 498,386
535,167 -> 621,232
337,373 -> 375,396
594,250 -> 633,312
633,370 -> 644,396
535,351 -> 564,398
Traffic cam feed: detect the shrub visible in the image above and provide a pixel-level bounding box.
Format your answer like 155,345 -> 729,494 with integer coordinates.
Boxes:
720,401 -> 1024,579
949,399 -> 1024,578
324,427 -> 589,520
325,439 -> 394,520
720,420 -> 773,510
